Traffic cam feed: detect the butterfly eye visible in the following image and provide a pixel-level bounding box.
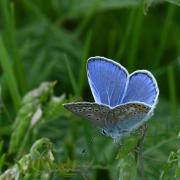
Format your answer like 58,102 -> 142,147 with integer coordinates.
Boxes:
87,114 -> 92,117
102,129 -> 107,135
96,118 -> 100,121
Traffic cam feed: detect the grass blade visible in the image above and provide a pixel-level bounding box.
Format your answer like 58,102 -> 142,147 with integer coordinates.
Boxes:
78,31 -> 92,96
0,36 -> 21,111
153,4 -> 175,68
64,55 -> 79,96
116,8 -> 136,60
128,0 -> 145,71
0,0 -> 27,94
167,65 -> 177,120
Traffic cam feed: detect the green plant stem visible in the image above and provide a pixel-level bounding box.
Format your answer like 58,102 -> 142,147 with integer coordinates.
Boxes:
16,127 -> 31,159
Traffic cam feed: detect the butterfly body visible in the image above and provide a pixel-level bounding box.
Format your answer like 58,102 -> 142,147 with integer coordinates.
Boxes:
64,56 -> 159,139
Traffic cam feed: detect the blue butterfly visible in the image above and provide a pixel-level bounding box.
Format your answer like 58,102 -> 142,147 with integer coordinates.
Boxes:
64,56 -> 159,139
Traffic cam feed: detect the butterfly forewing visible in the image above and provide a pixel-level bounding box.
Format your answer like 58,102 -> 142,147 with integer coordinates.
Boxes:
63,102 -> 110,127
87,57 -> 128,107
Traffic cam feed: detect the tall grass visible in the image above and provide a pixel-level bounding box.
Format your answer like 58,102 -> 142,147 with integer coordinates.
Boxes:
127,0 -> 144,71
0,0 -> 180,179
0,0 -> 26,94
0,36 -> 21,111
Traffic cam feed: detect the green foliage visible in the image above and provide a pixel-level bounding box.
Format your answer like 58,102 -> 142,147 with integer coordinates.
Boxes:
116,136 -> 139,159
9,82 -> 65,156
117,157 -> 137,179
0,0 -> 27,94
0,138 -> 55,179
160,133 -> 180,179
0,36 -> 21,111
0,0 -> 180,179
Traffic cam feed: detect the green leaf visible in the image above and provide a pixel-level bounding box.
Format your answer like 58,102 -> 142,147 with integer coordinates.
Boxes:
0,138 -> 55,180
9,82 -> 64,155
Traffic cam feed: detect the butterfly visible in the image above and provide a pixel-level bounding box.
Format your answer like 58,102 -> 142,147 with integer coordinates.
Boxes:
63,56 -> 159,140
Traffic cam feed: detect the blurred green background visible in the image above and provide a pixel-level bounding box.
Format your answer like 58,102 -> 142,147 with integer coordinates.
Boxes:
0,0 -> 180,179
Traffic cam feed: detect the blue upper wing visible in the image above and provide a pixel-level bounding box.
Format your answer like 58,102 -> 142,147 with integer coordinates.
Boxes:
87,57 -> 128,107
122,71 -> 159,106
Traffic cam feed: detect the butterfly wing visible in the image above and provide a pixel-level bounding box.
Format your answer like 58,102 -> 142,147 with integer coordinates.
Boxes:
87,56 -> 128,107
104,102 -> 152,138
122,71 -> 159,106
63,102 -> 110,126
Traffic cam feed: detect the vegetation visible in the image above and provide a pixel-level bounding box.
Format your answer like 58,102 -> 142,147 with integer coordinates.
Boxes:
0,0 -> 180,179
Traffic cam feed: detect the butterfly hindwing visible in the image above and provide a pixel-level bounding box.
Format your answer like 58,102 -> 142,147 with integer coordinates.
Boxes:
122,71 -> 159,106
63,102 -> 110,126
103,102 -> 152,138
